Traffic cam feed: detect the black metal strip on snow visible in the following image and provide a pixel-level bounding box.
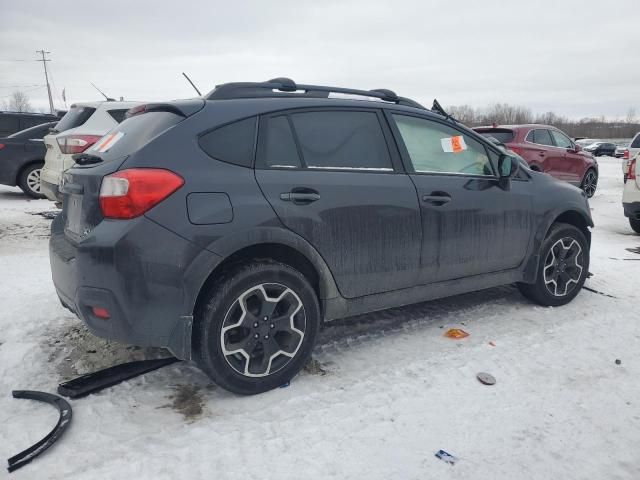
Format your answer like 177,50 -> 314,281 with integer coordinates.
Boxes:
582,286 -> 618,299
7,391 -> 72,473
57,357 -> 179,399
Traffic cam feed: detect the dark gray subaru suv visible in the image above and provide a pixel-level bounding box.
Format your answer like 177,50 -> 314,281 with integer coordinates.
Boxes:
50,78 -> 592,394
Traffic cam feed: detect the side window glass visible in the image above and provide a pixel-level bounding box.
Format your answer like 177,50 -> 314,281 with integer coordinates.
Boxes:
533,129 -> 554,146
290,111 -> 392,170
550,130 -> 572,148
392,114 -> 494,176
631,135 -> 640,148
107,109 -> 129,123
259,116 -> 302,168
199,117 -> 256,168
525,130 -> 535,143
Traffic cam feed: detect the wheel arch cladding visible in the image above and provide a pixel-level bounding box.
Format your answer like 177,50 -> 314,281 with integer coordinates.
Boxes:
553,210 -> 592,242
192,241 -> 337,322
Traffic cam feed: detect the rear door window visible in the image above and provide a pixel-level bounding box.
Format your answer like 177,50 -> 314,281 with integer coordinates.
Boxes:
631,134 -> 640,148
0,116 -> 20,135
258,115 -> 302,168
289,111 -> 392,170
54,106 -> 96,133
199,117 -> 257,168
530,129 -> 554,146
476,129 -> 514,143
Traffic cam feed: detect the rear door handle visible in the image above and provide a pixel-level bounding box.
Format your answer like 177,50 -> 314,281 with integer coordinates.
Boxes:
422,194 -> 451,206
280,189 -> 320,205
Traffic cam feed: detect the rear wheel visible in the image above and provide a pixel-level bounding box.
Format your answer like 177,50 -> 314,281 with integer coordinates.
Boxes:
630,217 -> 640,234
517,223 -> 589,306
581,169 -> 598,198
17,162 -> 46,199
193,260 -> 320,395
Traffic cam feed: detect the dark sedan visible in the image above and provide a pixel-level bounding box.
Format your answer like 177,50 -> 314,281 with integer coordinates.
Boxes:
584,141 -> 616,157
0,121 -> 56,198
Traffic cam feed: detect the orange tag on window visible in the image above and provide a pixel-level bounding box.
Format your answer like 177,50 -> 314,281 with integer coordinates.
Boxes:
441,136 -> 467,153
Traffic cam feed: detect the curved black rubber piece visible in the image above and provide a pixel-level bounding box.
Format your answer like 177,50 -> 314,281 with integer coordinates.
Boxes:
7,390 -> 72,473
57,357 -> 179,399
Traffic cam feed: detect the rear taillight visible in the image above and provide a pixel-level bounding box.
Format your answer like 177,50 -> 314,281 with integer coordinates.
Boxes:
57,134 -> 102,154
0,143 -> 5,150
623,150 -> 629,160
628,158 -> 636,181
508,146 -> 522,156
99,168 -> 184,219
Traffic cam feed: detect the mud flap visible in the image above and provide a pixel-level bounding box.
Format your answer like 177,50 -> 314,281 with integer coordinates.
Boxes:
8,391 -> 72,473
57,357 -> 179,399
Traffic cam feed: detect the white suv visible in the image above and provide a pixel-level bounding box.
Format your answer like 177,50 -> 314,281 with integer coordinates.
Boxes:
41,101 -> 141,201
622,132 -> 640,179
623,152 -> 640,233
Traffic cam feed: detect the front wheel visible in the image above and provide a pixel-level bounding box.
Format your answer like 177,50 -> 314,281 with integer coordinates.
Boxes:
630,217 -> 640,234
517,223 -> 589,306
581,169 -> 598,198
18,162 -> 46,199
193,260 -> 320,395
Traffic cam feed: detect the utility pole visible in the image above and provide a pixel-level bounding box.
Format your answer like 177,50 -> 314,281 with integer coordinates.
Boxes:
36,49 -> 54,114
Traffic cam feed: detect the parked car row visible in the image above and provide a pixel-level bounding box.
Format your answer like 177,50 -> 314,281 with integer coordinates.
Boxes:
49,78 -> 595,394
473,124 -> 599,197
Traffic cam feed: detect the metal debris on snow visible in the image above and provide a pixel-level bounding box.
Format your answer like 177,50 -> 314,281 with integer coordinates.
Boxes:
477,372 -> 496,385
435,449 -> 459,465
444,328 -> 469,339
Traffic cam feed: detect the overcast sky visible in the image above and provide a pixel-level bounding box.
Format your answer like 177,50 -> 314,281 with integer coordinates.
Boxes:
1,0 -> 638,119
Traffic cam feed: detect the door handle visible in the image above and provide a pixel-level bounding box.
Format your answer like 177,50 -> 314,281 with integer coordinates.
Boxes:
422,194 -> 451,206
538,151 -> 545,157
280,189 -> 320,204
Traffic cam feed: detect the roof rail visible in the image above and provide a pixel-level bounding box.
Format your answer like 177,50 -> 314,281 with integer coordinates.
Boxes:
205,78 -> 427,110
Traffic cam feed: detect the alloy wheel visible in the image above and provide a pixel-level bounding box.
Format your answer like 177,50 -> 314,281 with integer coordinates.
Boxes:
27,168 -> 42,194
582,170 -> 597,198
543,237 -> 583,297
220,283 -> 306,377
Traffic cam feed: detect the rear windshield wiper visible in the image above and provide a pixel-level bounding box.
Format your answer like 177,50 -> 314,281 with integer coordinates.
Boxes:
72,153 -> 103,165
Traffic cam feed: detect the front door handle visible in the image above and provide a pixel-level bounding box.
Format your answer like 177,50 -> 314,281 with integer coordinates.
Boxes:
422,194 -> 451,206
280,188 -> 320,205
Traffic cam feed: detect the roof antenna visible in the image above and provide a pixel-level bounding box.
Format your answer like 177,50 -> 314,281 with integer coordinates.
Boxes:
182,72 -> 202,96
90,82 -> 115,101
431,98 -> 458,123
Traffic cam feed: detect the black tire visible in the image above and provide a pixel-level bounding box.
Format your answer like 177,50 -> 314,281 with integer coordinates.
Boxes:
581,168 -> 598,198
193,260 -> 320,395
517,223 -> 589,307
17,162 -> 46,199
630,217 -> 640,234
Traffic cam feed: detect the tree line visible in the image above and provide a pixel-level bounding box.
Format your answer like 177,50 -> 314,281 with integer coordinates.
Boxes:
448,103 -> 640,139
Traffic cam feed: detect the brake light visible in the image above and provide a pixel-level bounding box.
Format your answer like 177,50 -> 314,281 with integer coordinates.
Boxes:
99,168 -> 184,219
509,146 -> 522,156
0,143 -> 5,150
126,105 -> 147,118
623,150 -> 629,160
628,158 -> 636,181
57,135 -> 102,154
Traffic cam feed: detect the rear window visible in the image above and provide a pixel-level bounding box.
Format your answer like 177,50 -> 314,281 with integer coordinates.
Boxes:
0,116 -> 20,136
107,109 -> 129,123
54,106 -> 96,133
88,111 -> 183,162
475,129 -> 514,144
7,122 -> 56,139
199,117 -> 257,168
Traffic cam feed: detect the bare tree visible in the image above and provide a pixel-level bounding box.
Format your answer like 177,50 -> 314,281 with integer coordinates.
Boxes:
447,104 -> 476,125
626,107 -> 637,124
6,90 -> 32,112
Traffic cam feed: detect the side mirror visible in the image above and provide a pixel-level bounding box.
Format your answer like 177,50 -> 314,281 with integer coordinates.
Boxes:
498,154 -> 519,178
568,144 -> 581,153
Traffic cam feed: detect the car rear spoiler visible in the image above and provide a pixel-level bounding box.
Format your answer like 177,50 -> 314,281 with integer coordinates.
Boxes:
125,98 -> 205,119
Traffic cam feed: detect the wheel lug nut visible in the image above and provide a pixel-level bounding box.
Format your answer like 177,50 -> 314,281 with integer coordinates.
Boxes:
264,334 -> 269,339
253,322 -> 258,328
270,323 -> 274,329
263,316 -> 268,321
254,333 -> 259,339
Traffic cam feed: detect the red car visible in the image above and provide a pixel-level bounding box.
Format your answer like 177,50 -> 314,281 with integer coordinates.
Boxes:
474,125 -> 598,197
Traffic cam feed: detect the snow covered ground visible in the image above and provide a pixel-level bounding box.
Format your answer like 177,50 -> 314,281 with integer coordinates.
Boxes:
1,157 -> 639,479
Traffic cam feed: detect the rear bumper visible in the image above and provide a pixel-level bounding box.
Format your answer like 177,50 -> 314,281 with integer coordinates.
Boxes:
41,179 -> 61,202
49,213 -> 222,359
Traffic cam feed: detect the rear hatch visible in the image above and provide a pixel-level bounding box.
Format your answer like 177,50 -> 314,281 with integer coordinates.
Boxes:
43,106 -> 97,182
59,105 -> 199,244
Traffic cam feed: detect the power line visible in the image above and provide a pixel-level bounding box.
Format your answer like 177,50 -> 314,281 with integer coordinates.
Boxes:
0,84 -> 43,89
0,85 -> 45,99
35,49 -> 54,114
